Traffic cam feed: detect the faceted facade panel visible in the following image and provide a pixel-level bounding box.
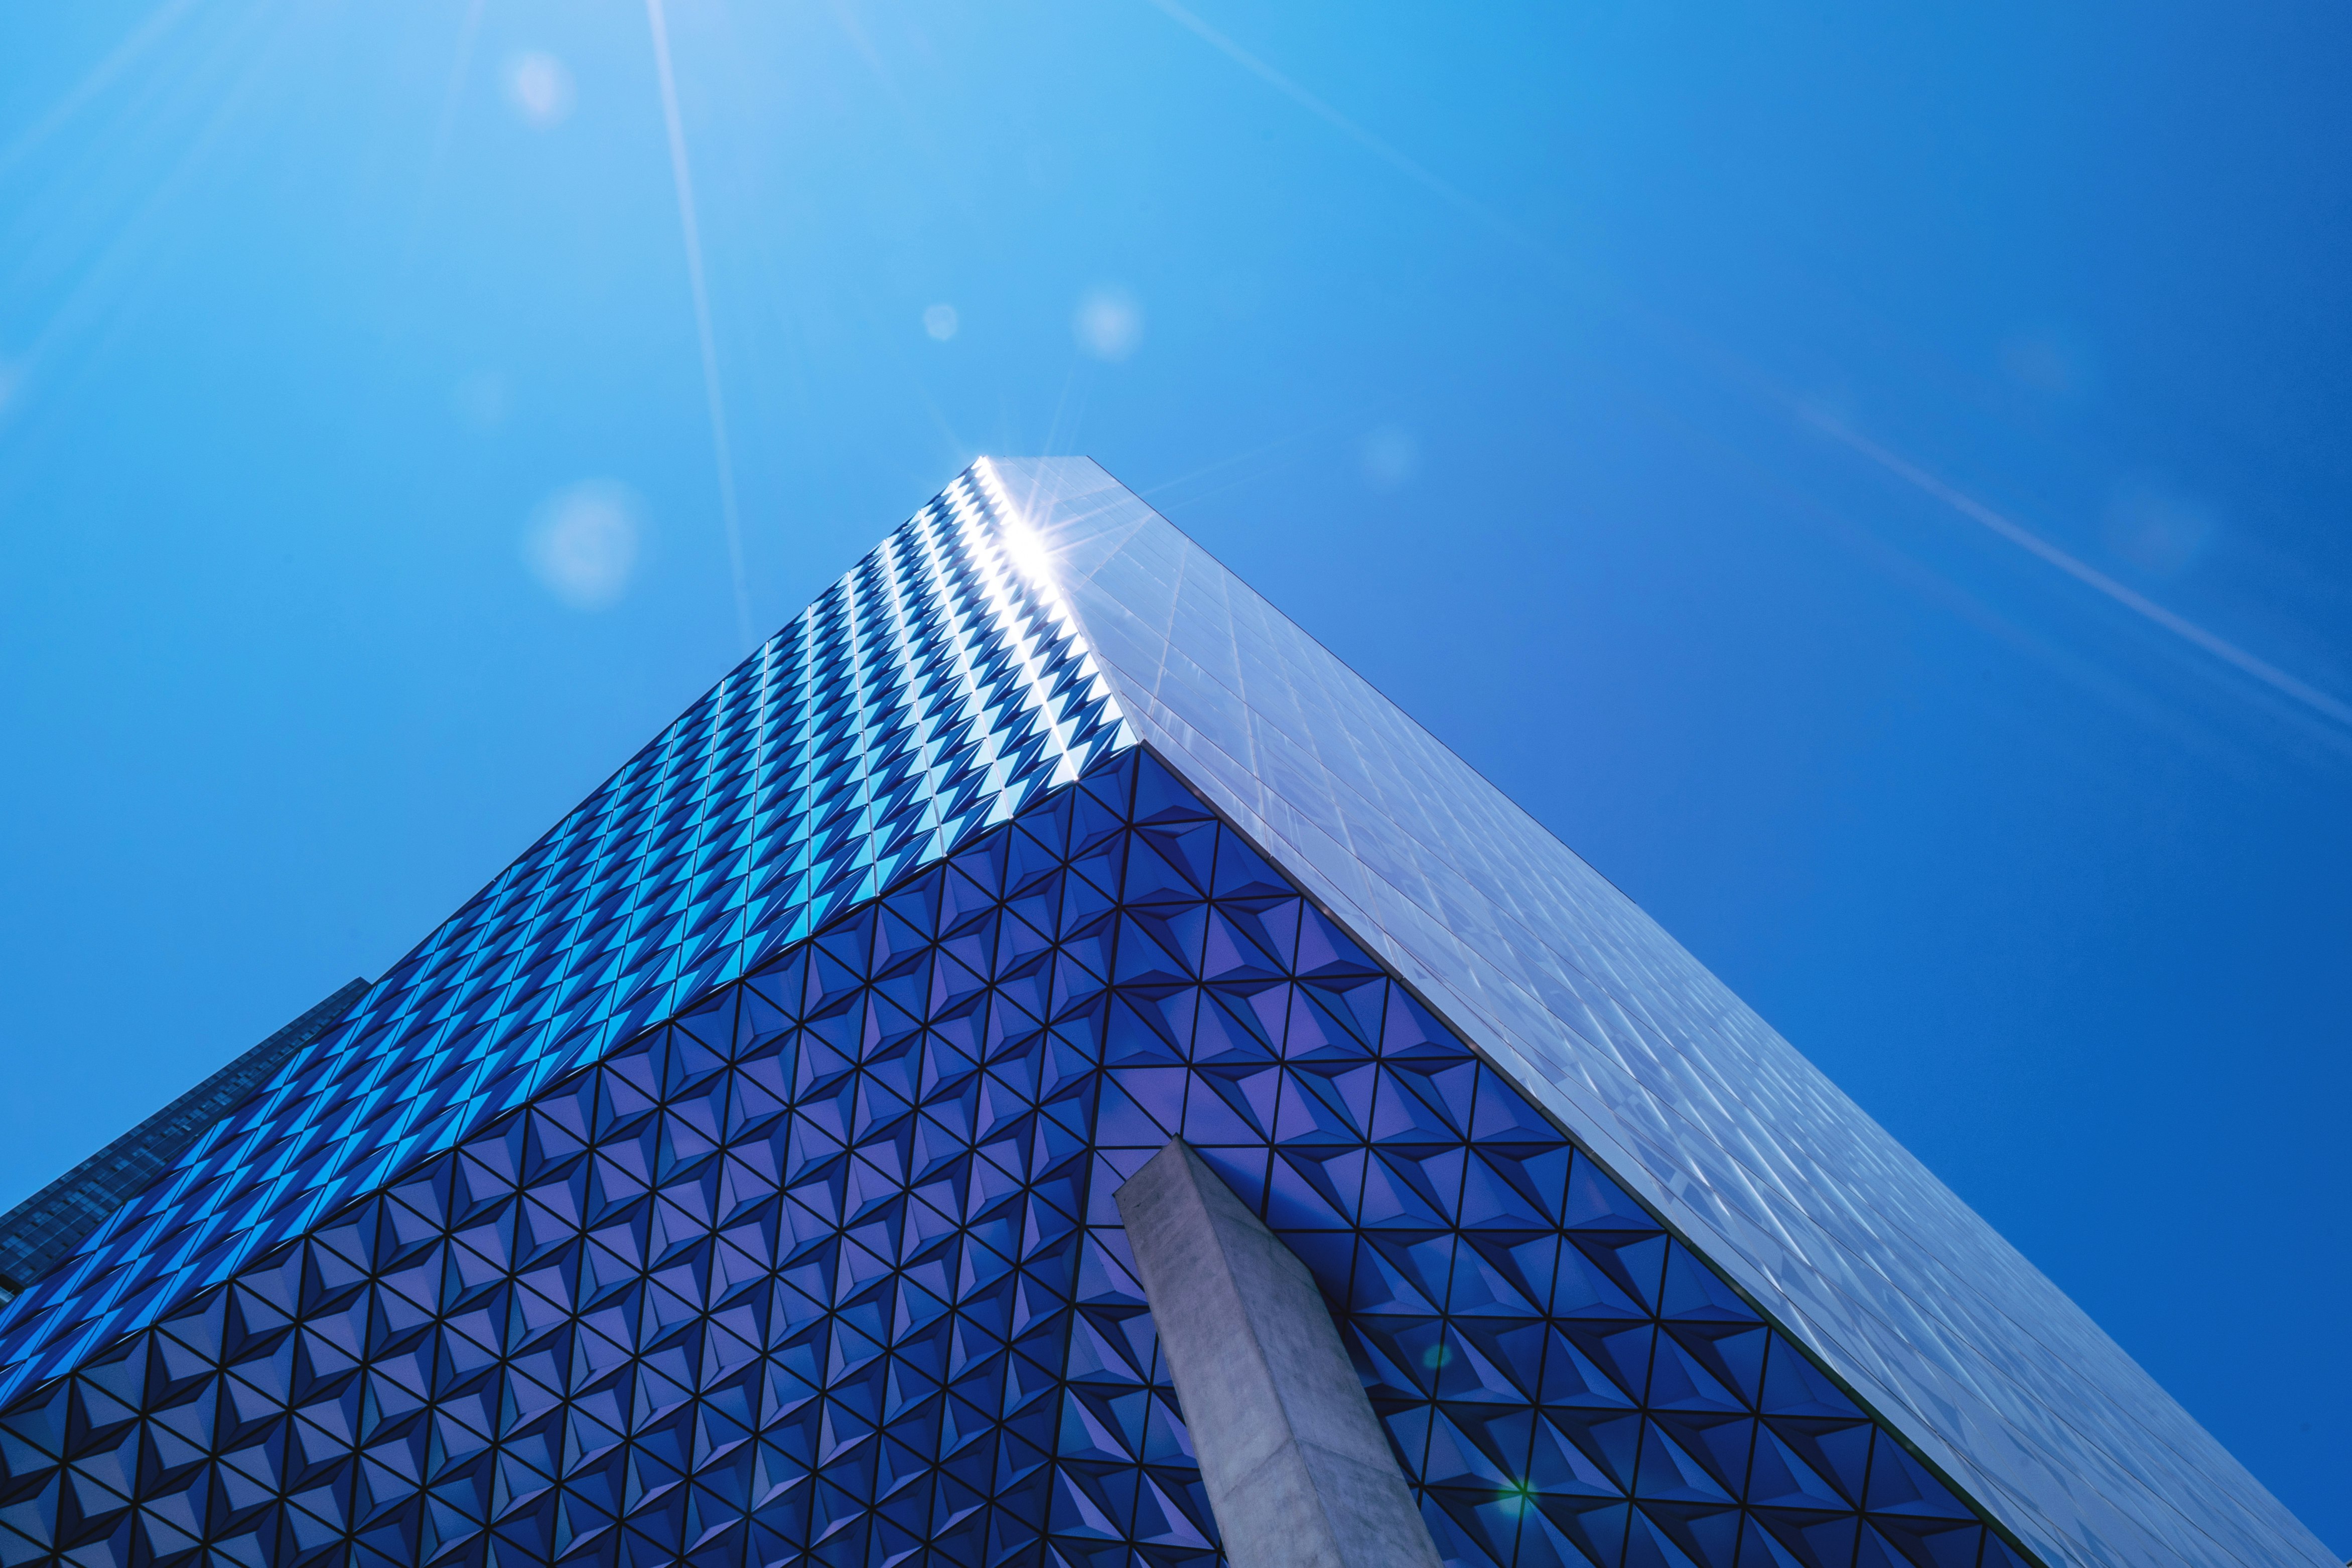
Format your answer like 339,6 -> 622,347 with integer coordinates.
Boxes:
990,459 -> 2332,1568
0,461 -> 2324,1568
0,472 -> 1125,1406
0,750 -> 2026,1568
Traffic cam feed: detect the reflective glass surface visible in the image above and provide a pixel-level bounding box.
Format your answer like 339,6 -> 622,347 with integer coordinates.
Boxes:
989,459 -> 2328,1568
0,748 -> 2025,1568
0,472 -> 1126,1407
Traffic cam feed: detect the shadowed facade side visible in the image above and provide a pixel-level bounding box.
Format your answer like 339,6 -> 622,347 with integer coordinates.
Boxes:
1117,1139 -> 1442,1568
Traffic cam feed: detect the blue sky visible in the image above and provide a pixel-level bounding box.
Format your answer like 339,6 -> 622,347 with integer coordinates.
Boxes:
2,0 -> 2346,1548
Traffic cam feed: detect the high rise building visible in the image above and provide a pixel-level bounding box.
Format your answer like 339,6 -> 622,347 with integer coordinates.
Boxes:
0,460 -> 2327,1568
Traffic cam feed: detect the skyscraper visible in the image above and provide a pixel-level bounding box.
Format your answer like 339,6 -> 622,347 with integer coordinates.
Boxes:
0,460 -> 2327,1568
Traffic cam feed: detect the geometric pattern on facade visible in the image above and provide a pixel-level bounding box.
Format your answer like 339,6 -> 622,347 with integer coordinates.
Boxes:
0,460 -> 2324,1568
0,470 -> 1128,1409
0,748 -> 2028,1568
0,982 -> 369,1303
986,459 -> 2334,1568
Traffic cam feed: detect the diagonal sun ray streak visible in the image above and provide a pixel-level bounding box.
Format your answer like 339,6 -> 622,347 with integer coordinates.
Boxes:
1810,410 -> 2352,732
10,0 -> 302,387
1142,0 -> 2352,749
400,0 -> 489,268
645,0 -> 755,652
1137,0 -> 1535,252
0,0 -> 202,182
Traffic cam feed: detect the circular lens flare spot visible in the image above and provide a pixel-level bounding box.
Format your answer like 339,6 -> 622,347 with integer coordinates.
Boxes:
506,52 -> 575,128
525,481 -> 642,610
1073,287 -> 1142,362
1362,425 -> 1419,490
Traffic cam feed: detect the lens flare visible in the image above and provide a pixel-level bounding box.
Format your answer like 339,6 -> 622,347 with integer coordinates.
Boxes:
2105,480 -> 2216,577
504,51 -> 574,128
1361,424 -> 1418,490
525,481 -> 643,610
450,370 -> 508,432
1073,287 -> 1142,362
1001,523 -> 1054,584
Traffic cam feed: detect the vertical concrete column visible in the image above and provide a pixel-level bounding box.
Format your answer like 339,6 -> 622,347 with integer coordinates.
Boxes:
1115,1138 -> 1443,1568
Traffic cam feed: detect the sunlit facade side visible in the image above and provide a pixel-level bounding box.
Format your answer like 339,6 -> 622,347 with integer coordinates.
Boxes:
991,459 -> 2331,1568
0,472 -> 1126,1409
0,462 -> 2326,1568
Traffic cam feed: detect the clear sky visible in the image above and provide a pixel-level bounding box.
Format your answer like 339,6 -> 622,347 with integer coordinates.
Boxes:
2,0 -> 2345,1550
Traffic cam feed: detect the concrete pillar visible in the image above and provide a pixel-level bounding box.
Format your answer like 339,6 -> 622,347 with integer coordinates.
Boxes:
1115,1138 -> 1444,1568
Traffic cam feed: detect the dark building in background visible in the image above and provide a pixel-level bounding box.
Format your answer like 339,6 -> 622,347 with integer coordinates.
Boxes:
0,462 -> 2327,1568
0,980 -> 367,1302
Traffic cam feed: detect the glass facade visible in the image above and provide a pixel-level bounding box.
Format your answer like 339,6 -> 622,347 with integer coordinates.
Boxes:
0,462 -> 2325,1568
0,472 -> 1125,1408
989,460 -> 2331,1568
